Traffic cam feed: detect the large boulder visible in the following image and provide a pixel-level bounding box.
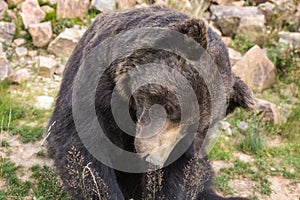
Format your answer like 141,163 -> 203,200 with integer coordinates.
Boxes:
0,22 -> 16,45
48,27 -> 87,57
28,22 -> 53,47
232,45 -> 276,92
0,54 -> 14,81
92,0 -> 116,11
211,5 -> 266,43
0,0 -> 8,20
56,0 -> 90,19
19,0 -> 45,28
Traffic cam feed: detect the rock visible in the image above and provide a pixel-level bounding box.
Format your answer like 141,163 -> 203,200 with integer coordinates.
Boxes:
230,1 -> 245,6
37,56 -> 57,77
0,54 -> 14,81
255,98 -> 289,124
238,121 -> 248,133
28,50 -> 37,58
248,0 -> 268,4
6,10 -> 17,20
35,96 -> 54,109
56,0 -> 90,19
10,68 -> 30,83
222,37 -> 232,46
28,22 -> 53,47
280,83 -> 298,104
211,5 -> 265,43
219,120 -> 232,135
228,47 -> 242,66
48,27 -> 87,57
92,0 -> 115,11
13,38 -> 26,47
278,31 -> 300,48
0,22 -> 16,45
19,0 -> 45,28
41,5 -> 54,13
258,2 -> 275,22
0,42 -> 2,53
54,63 -> 65,75
6,0 -> 24,4
15,46 -> 28,57
0,0 -> 8,20
115,0 -> 135,9
232,45 -> 276,92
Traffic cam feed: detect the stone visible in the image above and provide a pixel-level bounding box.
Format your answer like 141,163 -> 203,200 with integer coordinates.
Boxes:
92,0 -> 115,11
35,96 -> 54,109
248,0 -> 268,4
37,56 -> 57,77
258,2 -> 275,22
255,98 -> 290,124
28,50 -> 37,58
0,0 -> 8,20
6,10 -> 17,20
11,68 -> 30,83
222,37 -> 232,46
232,45 -> 276,92
280,83 -> 298,104
48,27 -> 87,57
28,22 -> 53,47
238,121 -> 248,133
0,22 -> 16,45
0,42 -> 3,54
6,0 -> 24,4
19,0 -> 45,28
13,38 -> 26,46
115,0 -> 135,9
219,121 -> 232,135
278,31 -> 300,48
0,54 -> 14,81
211,5 -> 265,43
15,46 -> 28,57
56,0 -> 90,19
228,47 -> 242,66
54,63 -> 65,75
41,5 -> 54,13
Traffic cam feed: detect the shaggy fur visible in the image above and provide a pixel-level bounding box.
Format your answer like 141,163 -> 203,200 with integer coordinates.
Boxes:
46,5 -> 255,200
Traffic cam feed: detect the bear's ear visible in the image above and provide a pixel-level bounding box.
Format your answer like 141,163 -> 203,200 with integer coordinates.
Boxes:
172,18 -> 208,49
227,76 -> 256,114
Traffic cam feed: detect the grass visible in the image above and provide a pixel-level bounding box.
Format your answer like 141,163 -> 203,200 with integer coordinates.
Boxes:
230,34 -> 255,53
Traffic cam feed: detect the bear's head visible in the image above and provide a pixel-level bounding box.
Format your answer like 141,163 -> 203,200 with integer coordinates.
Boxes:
110,19 -> 255,167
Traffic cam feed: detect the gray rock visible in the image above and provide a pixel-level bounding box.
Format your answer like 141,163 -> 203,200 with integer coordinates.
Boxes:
6,0 -> 24,4
115,0 -> 136,9
41,5 -> 54,13
255,98 -> 290,124
232,45 -> 276,92
0,42 -> 3,54
15,47 -> 28,57
228,47 -> 242,66
19,0 -> 45,28
37,56 -> 57,77
35,95 -> 54,109
0,0 -> 8,20
56,0 -> 90,19
10,68 -> 30,83
278,31 -> 300,48
211,5 -> 265,43
48,27 -> 87,57
28,22 -> 53,47
0,22 -> 16,45
258,2 -> 275,22
54,63 -> 65,75
0,54 -> 14,81
238,121 -> 248,132
13,38 -> 26,47
93,0 -> 115,11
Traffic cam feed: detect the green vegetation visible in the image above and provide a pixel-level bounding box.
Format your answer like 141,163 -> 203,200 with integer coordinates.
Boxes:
230,34 -> 255,53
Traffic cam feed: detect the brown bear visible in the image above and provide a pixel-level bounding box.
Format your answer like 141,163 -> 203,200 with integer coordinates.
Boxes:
46,5 -> 255,200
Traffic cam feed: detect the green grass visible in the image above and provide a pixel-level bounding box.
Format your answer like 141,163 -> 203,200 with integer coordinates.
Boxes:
230,34 -> 255,53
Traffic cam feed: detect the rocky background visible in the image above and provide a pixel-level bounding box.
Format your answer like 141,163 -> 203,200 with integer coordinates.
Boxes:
0,0 -> 299,199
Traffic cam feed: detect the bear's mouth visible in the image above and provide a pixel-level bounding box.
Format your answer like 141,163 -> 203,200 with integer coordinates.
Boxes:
134,122 -> 183,168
